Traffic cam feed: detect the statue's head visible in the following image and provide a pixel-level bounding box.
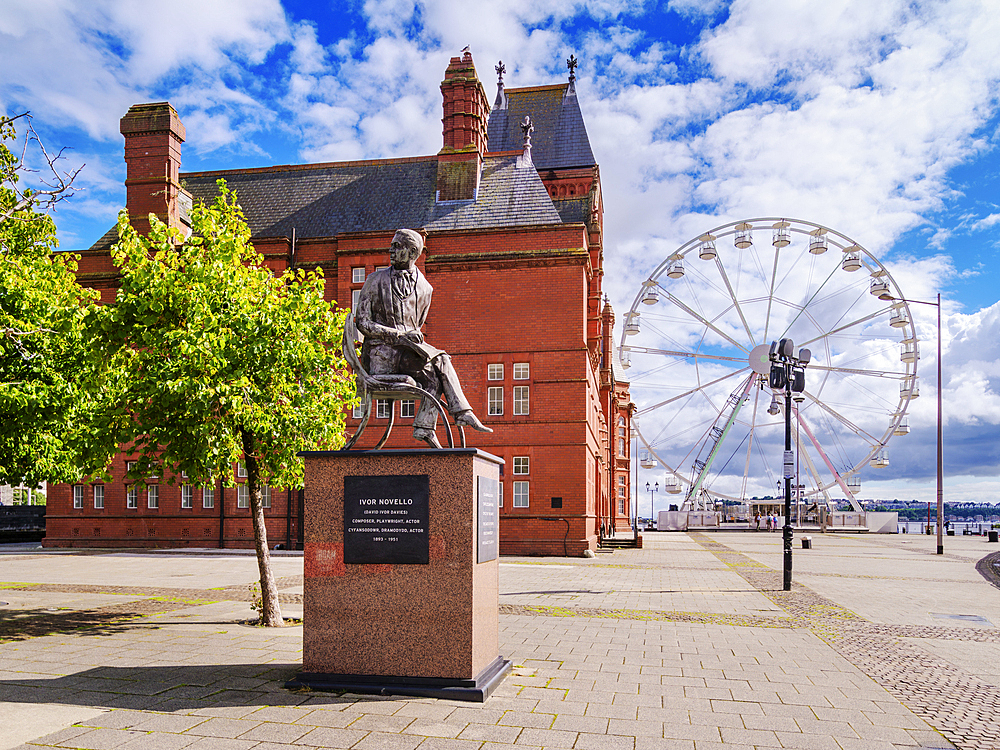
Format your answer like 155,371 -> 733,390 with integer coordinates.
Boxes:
389,229 -> 423,269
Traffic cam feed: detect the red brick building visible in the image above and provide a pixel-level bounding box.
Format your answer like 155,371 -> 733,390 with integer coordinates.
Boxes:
44,52 -> 632,555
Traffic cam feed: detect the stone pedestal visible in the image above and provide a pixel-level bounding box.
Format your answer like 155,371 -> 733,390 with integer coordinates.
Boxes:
286,448 -> 509,702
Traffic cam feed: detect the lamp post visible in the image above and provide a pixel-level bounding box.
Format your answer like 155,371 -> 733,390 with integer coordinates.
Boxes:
878,291 -> 944,555
646,481 -> 658,531
769,338 -> 810,591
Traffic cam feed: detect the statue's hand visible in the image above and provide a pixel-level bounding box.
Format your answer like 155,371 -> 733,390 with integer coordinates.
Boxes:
400,330 -> 424,345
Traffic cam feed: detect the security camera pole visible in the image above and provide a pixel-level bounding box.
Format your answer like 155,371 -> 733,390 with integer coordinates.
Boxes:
769,339 -> 810,591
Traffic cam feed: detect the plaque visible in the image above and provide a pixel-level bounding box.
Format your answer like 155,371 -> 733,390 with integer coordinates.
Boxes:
477,476 -> 498,563
344,475 -> 430,564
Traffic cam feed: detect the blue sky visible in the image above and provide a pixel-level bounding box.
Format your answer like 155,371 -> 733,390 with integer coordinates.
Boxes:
3,0 -> 999,504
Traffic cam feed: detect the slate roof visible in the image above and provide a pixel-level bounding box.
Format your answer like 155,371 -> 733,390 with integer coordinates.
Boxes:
487,82 -> 596,170
89,153 -> 563,250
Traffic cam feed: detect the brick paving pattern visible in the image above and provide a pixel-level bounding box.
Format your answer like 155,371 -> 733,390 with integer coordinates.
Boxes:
3,534 -> 997,749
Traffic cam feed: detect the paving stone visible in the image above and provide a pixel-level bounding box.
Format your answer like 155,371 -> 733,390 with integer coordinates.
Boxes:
292,727 -> 368,748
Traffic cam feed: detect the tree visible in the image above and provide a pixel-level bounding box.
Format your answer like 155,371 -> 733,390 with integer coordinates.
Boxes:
99,182 -> 356,626
0,113 -> 109,488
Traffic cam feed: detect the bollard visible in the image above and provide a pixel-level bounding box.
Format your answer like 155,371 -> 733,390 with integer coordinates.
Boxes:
990,531 -> 998,543
801,536 -> 812,549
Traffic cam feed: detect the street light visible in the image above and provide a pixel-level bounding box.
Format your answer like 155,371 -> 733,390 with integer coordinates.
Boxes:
646,481 -> 658,531
877,290 -> 944,555
769,338 -> 810,591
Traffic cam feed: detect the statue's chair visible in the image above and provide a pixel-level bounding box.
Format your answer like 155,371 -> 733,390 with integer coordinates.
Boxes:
342,313 -> 466,450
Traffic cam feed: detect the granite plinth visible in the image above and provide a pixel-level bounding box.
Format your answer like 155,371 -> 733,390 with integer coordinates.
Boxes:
285,654 -> 510,702
291,448 -> 506,701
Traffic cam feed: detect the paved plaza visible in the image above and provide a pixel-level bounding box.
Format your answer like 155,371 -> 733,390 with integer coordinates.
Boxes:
2,531 -> 999,750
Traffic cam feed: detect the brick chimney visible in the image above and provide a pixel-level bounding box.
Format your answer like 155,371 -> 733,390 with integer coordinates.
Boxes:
119,102 -> 186,235
437,51 -> 489,202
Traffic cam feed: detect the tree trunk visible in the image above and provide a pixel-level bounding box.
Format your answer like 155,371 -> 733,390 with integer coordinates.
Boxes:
241,429 -> 284,627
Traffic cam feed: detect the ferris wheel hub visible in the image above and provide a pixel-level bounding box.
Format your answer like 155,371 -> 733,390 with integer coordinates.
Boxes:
749,344 -> 772,375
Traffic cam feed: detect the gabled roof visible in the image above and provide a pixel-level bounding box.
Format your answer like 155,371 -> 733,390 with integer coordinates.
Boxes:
89,153 -> 563,250
487,83 -> 596,170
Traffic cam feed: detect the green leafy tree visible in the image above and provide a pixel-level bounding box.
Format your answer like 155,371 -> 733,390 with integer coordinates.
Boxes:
100,182 -> 356,626
0,113 -> 107,487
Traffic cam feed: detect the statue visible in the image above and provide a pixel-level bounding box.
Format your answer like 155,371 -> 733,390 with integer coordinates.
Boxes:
355,229 -> 493,449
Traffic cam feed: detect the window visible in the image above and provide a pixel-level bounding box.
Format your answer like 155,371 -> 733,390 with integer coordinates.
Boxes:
147,485 -> 159,509
619,438 -> 626,456
73,485 -> 84,509
400,399 -> 415,418
202,487 -> 214,509
237,462 -> 247,478
513,456 -> 529,475
126,487 -> 138,509
352,267 -> 365,284
618,475 -> 627,498
93,485 -> 104,509
352,288 -> 362,310
513,362 -> 529,380
488,387 -> 503,416
376,399 -> 390,419
352,402 -> 364,419
181,470 -> 188,479
262,485 -> 271,509
487,363 -> 503,381
237,485 -> 249,508
618,495 -> 626,515
376,265 -> 389,272
513,481 -> 529,508
498,483 -> 503,508
126,461 -> 137,478
181,485 -> 193,509
513,386 -> 529,415
148,464 -> 159,479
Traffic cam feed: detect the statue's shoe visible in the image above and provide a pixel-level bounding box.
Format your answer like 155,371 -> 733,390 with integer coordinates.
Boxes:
456,410 -> 493,433
413,427 -> 443,449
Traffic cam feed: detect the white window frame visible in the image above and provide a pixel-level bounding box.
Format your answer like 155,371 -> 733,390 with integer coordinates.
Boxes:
618,495 -> 626,515
513,362 -> 529,380
147,485 -> 159,509
93,485 -> 104,509
376,399 -> 390,419
181,485 -> 193,509
513,481 -> 529,508
487,363 -> 503,381
619,437 -> 626,456
237,462 -> 247,478
618,475 -> 627,498
352,402 -> 364,419
513,385 -> 529,416
237,484 -> 249,509
513,456 -> 529,475
399,399 -> 415,418
73,485 -> 84,509
352,288 -> 362,310
202,487 -> 214,509
126,461 -> 137,478
488,386 -> 503,416
262,485 -> 271,509
148,464 -> 159,479
126,486 -> 138,509
352,267 -> 366,284
499,482 -> 503,508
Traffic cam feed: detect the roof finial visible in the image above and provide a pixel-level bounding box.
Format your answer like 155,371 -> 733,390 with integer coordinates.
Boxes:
517,115 -> 534,168
567,54 -> 578,82
495,60 -> 506,85
461,45 -> 472,61
520,115 -> 533,148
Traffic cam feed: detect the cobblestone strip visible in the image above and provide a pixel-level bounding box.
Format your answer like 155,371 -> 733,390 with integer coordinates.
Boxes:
0,581 -> 303,604
975,551 -> 1000,591
690,533 -> 1000,750
500,602 -> 803,628
0,598 -> 198,642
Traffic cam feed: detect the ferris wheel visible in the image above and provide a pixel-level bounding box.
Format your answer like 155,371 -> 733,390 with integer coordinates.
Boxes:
619,217 -> 918,509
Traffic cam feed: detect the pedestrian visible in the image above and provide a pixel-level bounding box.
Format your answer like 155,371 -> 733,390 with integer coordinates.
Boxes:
765,514 -> 772,531
772,512 -> 778,531
754,512 -> 761,531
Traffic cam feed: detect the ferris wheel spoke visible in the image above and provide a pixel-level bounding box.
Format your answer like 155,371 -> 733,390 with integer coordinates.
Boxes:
808,363 -> 906,379
663,291 -> 750,354
796,307 -> 891,349
802,391 -> 880,444
713,257 -> 756,347
636,367 -> 751,417
762,245 -> 780,342
621,345 -> 748,365
741,386 -> 763,500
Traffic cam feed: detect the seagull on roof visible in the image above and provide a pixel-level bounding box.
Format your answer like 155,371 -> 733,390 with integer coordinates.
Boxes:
461,45 -> 471,53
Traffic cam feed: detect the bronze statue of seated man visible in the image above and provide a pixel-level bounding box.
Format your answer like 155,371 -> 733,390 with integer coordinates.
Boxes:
355,229 -> 492,449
